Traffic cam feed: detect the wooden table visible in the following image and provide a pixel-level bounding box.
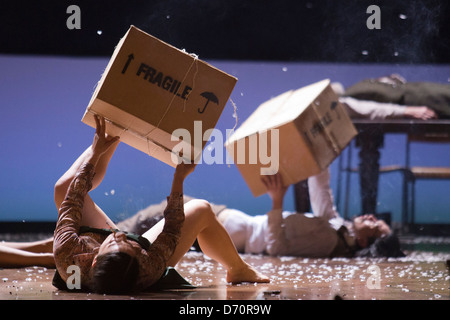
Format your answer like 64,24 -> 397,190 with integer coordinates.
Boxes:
294,119 -> 450,216
352,119 -> 450,215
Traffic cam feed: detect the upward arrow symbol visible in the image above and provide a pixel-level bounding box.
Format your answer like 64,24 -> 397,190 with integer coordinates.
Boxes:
121,53 -> 134,74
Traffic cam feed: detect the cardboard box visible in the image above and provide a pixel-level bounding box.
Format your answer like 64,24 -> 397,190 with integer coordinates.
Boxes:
82,25 -> 237,166
225,79 -> 357,197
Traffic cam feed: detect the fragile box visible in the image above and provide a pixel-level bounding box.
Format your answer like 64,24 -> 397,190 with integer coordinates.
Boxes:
82,25 -> 237,166
225,79 -> 357,197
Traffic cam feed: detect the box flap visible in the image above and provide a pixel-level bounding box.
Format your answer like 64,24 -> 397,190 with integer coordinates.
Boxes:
227,90 -> 293,144
226,79 -> 331,145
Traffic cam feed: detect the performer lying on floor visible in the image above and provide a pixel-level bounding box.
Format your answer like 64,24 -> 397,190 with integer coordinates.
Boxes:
342,73 -> 450,119
0,170 -> 404,264
0,115 -> 269,293
217,171 -> 404,258
0,88 -> 434,268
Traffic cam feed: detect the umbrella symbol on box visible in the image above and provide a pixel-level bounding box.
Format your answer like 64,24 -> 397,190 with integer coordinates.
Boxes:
198,92 -> 219,114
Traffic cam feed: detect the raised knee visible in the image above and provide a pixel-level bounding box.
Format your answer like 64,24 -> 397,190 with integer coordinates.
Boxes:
54,178 -> 70,209
187,199 -> 216,221
189,199 -> 212,213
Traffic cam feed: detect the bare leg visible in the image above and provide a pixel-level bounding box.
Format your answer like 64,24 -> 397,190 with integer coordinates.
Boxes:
0,237 -> 55,267
1,140 -> 119,268
0,237 -> 53,253
0,246 -> 55,268
142,199 -> 269,284
54,139 -> 120,229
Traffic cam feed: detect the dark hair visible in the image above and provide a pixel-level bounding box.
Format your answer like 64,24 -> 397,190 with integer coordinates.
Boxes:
92,252 -> 139,294
354,233 -> 405,258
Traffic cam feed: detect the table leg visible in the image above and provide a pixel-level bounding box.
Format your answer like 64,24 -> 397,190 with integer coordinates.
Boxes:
355,131 -> 384,214
293,179 -> 310,213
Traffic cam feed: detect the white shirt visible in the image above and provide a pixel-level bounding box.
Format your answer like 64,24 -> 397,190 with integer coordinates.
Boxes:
340,96 -> 406,120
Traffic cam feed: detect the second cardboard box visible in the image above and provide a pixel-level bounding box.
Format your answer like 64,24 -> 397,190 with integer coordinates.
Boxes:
225,79 -> 357,197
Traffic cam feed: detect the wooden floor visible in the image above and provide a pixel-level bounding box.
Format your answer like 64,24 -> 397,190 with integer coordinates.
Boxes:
1,250 -> 449,301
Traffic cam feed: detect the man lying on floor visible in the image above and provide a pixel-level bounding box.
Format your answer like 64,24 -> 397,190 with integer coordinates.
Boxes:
117,170 -> 405,259
217,171 -> 404,258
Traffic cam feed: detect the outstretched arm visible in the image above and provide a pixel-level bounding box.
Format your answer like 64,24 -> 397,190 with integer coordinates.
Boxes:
261,173 -> 289,256
308,169 -> 339,220
341,96 -> 437,120
157,162 -> 196,248
53,116 -> 120,278
86,115 -> 121,168
262,173 -> 289,211
137,162 -> 196,288
403,106 -> 437,120
169,162 -> 196,195
54,116 -> 120,230
54,116 -> 120,210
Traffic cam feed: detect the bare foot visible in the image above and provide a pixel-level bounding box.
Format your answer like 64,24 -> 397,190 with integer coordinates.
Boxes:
226,262 -> 270,284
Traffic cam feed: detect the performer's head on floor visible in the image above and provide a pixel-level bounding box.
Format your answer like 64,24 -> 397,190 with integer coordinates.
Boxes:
91,232 -> 140,294
352,214 -> 391,248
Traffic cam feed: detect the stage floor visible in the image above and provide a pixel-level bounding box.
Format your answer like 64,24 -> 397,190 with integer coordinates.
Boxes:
1,250 -> 449,301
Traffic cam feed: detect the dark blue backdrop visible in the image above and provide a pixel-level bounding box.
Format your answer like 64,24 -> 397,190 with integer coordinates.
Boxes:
0,55 -> 449,224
